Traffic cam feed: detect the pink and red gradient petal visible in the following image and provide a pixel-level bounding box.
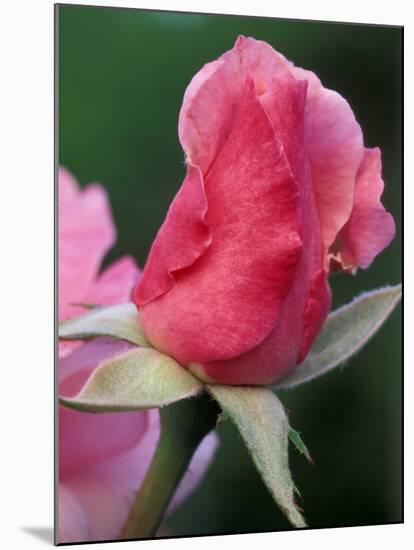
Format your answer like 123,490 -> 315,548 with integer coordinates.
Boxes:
136,78 -> 302,367
334,148 -> 396,271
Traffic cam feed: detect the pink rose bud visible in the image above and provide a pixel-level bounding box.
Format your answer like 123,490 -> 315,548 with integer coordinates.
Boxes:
133,36 -> 395,386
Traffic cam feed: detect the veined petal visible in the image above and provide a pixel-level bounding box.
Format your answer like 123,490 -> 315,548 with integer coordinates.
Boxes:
299,269 -> 332,362
290,67 -> 364,261
334,148 -> 396,270
186,70 -> 329,385
133,164 -> 211,306
137,80 -> 302,365
179,35 -> 291,174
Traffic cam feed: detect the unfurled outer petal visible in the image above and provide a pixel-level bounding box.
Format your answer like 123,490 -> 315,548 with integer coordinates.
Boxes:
289,66 -> 364,263
333,148 -> 396,271
135,79 -> 302,366
179,35 -> 291,174
134,164 -> 211,306
179,36 -> 364,269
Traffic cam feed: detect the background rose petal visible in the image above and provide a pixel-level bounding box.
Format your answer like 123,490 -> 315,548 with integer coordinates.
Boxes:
59,484 -> 90,543
59,167 -> 218,543
58,168 -> 140,358
59,168 -> 116,321
85,256 -> 140,305
59,412 -> 218,544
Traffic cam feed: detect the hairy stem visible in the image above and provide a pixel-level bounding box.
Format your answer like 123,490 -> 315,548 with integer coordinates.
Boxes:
120,392 -> 220,540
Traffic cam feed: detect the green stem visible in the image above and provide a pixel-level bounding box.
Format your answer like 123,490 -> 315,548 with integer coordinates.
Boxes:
120,392 -> 220,540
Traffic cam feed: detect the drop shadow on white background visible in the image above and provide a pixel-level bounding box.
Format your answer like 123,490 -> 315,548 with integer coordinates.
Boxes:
20,527 -> 54,545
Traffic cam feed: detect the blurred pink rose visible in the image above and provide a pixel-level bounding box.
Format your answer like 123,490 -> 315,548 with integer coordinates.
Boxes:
58,167 -> 218,543
133,36 -> 395,386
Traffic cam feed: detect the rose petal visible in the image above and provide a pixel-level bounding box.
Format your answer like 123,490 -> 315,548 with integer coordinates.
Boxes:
59,406 -> 150,477
58,484 -> 89,544
85,256 -> 140,305
59,169 -> 116,320
290,66 -> 364,261
58,168 -> 139,357
59,334 -> 132,387
335,148 -> 396,270
191,72 -> 326,385
259,72 -> 308,179
59,166 -> 79,210
59,340 -> 83,360
198,264 -> 331,385
179,35 -> 291,174
134,164 -> 211,306
137,79 -> 302,365
58,410 -> 159,543
59,411 -> 218,543
58,257 -> 139,359
298,269 -> 332,362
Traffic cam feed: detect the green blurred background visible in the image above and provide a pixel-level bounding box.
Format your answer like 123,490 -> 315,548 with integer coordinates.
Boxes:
58,4 -> 402,538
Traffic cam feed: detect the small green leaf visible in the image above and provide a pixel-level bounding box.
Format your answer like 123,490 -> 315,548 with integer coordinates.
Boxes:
207,385 -> 306,528
60,348 -> 204,412
289,429 -> 313,464
274,284 -> 401,390
59,302 -> 150,347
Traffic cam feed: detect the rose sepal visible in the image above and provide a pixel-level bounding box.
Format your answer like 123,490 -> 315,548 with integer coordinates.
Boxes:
59,302 -> 149,347
207,385 -> 307,528
59,347 -> 204,412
